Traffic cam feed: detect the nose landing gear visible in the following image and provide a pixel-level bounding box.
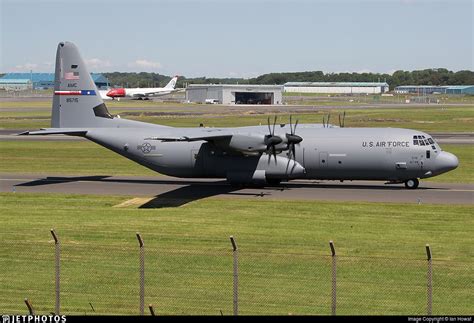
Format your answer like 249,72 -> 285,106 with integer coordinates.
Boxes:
404,178 -> 419,189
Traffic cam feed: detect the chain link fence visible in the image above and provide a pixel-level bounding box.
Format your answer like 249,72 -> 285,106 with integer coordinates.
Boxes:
0,231 -> 472,315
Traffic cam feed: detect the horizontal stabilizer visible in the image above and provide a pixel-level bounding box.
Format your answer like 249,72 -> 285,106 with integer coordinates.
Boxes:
18,128 -> 88,136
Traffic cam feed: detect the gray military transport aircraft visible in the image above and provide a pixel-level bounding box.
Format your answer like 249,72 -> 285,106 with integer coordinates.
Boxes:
21,42 -> 459,189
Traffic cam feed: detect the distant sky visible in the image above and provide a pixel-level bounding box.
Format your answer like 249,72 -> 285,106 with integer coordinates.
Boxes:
1,0 -> 472,77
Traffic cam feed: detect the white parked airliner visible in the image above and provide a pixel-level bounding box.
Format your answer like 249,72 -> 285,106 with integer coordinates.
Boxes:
99,76 -> 179,100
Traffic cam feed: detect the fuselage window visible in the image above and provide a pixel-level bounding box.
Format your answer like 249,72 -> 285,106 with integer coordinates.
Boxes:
431,145 -> 436,150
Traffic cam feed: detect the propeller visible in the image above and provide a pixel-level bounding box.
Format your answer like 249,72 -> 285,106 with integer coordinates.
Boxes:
323,113 -> 331,128
338,111 -> 346,128
264,116 -> 282,163
286,115 -> 303,160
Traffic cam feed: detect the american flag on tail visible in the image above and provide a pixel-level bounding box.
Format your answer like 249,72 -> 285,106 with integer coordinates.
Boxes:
64,71 -> 80,80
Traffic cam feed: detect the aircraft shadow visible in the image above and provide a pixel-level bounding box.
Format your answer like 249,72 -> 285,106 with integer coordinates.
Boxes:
17,176 -> 111,187
15,176 -> 435,208
17,176 -> 433,191
16,176 -> 226,187
284,182 -> 433,191
139,184 -> 261,208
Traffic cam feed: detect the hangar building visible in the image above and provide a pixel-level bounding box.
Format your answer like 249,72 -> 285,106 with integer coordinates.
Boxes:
0,73 -> 110,89
395,85 -> 474,95
0,79 -> 32,91
284,82 -> 389,94
186,84 -> 283,104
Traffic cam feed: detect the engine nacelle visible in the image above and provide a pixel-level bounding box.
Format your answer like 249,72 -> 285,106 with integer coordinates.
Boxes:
228,134 -> 267,153
226,155 -> 305,185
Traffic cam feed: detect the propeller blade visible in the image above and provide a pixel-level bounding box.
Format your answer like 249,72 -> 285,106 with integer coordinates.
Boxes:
343,111 -> 346,128
294,119 -> 299,132
289,115 -> 293,135
267,116 -> 271,134
338,114 -> 341,127
272,115 -> 277,135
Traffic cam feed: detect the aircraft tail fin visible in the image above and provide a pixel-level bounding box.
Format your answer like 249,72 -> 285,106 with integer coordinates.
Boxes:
164,75 -> 178,89
51,42 -> 114,128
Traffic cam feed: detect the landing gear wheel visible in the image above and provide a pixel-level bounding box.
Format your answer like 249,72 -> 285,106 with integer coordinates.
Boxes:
404,178 -> 419,189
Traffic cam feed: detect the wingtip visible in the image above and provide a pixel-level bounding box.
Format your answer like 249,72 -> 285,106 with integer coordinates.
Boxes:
17,131 -> 30,136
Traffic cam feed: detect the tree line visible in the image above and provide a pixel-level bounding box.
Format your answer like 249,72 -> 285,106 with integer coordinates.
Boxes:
103,68 -> 474,90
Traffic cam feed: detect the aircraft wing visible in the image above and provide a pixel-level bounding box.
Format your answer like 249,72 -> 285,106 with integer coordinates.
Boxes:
145,131 -> 232,142
146,129 -> 270,155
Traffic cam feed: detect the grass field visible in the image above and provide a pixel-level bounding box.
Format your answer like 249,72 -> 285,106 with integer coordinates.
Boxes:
283,92 -> 474,104
0,98 -> 472,315
0,193 -> 472,315
0,141 -> 471,183
1,102 -> 473,132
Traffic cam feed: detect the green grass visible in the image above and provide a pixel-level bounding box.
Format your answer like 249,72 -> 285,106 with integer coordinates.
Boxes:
0,141 -> 471,183
0,193 -> 472,315
0,140 -> 156,176
283,92 -> 474,104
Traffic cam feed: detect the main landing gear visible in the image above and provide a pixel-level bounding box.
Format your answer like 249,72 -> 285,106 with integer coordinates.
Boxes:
404,178 -> 419,189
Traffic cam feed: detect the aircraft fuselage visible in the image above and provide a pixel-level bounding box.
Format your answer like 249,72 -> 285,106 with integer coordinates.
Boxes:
84,123 -> 458,185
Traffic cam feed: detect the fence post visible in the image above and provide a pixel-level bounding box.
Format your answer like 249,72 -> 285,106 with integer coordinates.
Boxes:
24,298 -> 34,315
230,236 -> 238,316
426,244 -> 432,315
136,233 -> 145,316
50,229 -> 60,315
149,304 -> 155,316
329,240 -> 336,316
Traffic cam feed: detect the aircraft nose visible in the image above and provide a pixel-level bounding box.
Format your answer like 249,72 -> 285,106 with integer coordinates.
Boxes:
106,88 -> 125,97
435,151 -> 459,174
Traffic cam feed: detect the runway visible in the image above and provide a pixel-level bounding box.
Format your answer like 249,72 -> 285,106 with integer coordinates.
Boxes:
1,174 -> 472,205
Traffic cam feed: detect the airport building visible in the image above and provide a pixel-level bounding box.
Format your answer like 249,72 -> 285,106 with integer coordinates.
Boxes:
284,82 -> 390,94
0,73 -> 110,89
186,84 -> 284,104
0,79 -> 32,91
394,85 -> 474,95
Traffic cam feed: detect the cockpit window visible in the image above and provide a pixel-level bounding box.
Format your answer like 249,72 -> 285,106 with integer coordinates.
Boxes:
413,135 -> 436,146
